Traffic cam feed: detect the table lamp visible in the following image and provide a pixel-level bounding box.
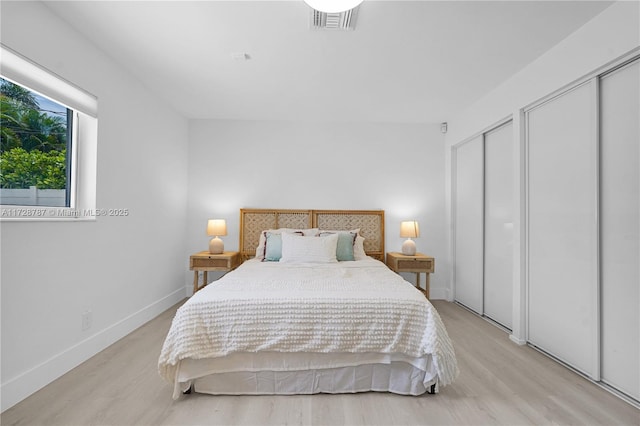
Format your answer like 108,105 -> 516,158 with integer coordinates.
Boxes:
400,221 -> 419,255
207,219 -> 227,254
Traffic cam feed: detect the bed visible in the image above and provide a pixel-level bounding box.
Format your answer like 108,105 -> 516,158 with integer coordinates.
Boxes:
158,209 -> 458,398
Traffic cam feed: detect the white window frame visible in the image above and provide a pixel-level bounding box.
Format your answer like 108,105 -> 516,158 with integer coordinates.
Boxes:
0,44 -> 97,221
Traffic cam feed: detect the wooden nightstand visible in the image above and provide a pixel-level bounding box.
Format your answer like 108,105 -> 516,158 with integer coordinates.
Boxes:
189,251 -> 241,293
386,252 -> 435,299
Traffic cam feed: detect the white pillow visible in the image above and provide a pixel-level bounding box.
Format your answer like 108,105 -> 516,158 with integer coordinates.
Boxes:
255,228 -> 319,259
280,233 -> 339,263
353,235 -> 367,260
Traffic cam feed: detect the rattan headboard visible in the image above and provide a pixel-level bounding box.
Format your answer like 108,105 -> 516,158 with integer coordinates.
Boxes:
239,209 -> 385,261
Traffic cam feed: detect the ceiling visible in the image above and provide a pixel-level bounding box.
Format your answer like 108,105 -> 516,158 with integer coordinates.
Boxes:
44,0 -> 613,124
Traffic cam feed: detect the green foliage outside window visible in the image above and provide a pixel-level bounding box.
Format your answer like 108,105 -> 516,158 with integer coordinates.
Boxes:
0,78 -> 68,190
0,147 -> 66,189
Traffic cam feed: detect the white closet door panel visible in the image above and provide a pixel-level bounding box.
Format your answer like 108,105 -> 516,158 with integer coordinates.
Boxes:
527,82 -> 598,378
484,122 -> 514,329
454,136 -> 484,314
600,59 -> 640,400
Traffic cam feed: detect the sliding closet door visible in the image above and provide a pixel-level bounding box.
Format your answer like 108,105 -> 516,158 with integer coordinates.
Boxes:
600,59 -> 640,400
527,81 -> 598,378
484,122 -> 513,329
454,136 -> 484,314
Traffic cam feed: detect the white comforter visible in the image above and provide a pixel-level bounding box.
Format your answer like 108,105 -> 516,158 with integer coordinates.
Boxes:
158,258 -> 458,389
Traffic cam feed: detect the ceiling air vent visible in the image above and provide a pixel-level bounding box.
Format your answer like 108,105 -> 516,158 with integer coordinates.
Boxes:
310,7 -> 358,30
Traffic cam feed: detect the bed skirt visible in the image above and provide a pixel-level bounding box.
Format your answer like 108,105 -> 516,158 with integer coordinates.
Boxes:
173,352 -> 438,398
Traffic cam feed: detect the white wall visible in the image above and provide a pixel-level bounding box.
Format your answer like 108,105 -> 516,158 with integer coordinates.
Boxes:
187,120 -> 449,297
0,2 -> 189,411
445,2 -> 639,144
444,1 -> 640,342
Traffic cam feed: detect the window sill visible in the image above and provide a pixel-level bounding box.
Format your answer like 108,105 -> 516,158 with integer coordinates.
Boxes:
1,206 -> 96,221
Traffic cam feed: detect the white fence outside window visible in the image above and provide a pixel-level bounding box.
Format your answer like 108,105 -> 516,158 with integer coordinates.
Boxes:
0,187 -> 66,207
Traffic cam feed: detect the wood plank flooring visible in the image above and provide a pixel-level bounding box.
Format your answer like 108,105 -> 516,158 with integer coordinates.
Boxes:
2,300 -> 638,425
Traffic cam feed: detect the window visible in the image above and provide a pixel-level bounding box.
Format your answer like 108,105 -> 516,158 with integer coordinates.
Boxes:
1,77 -> 73,207
0,45 -> 97,221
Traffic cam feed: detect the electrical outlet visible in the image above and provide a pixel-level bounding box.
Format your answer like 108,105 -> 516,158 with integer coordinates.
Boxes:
81,310 -> 92,331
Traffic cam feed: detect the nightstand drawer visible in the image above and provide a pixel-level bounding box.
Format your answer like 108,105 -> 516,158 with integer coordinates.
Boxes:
397,259 -> 433,271
189,251 -> 241,272
191,257 -> 230,268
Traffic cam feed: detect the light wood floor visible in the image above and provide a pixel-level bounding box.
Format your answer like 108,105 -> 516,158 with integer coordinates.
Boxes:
2,300 -> 638,426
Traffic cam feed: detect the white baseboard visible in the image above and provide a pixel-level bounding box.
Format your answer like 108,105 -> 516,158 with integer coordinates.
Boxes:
1,288 -> 185,412
509,334 -> 527,345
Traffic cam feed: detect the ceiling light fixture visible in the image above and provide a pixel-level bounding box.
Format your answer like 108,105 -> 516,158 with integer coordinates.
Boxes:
310,7 -> 358,30
303,0 -> 363,14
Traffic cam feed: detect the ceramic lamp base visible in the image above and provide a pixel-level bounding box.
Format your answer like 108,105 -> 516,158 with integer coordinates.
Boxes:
209,237 -> 224,254
401,238 -> 416,256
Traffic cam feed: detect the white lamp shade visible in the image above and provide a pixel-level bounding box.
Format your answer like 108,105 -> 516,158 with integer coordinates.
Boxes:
400,221 -> 420,238
207,219 -> 227,237
303,0 -> 363,13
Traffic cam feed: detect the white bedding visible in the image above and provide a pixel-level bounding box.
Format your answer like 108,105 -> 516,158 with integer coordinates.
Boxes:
158,258 -> 458,396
